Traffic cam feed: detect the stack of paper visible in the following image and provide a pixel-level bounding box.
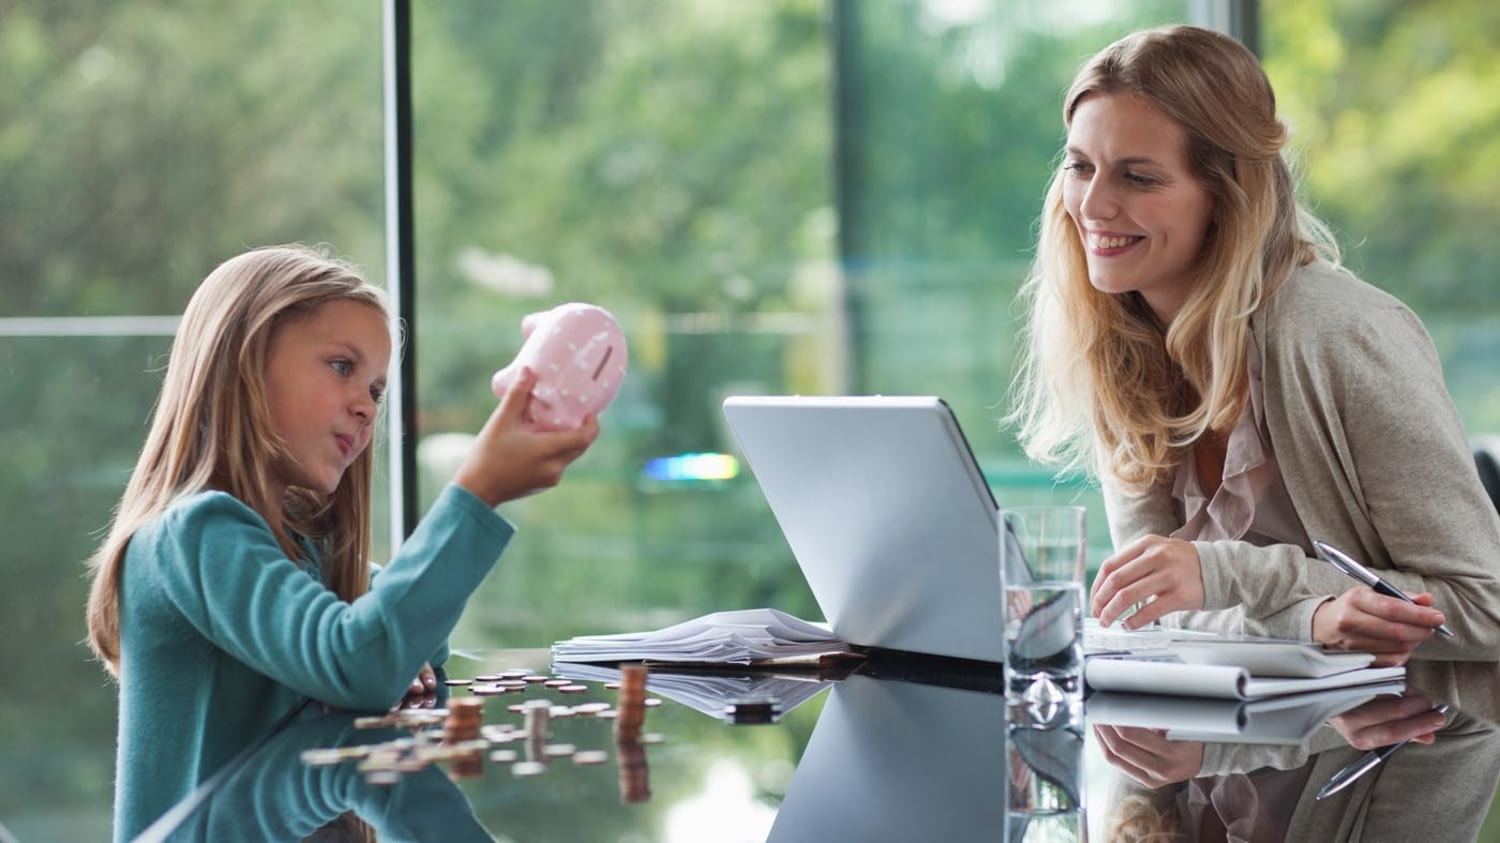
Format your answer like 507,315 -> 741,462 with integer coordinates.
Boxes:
1087,681 -> 1407,745
551,608 -> 857,665
1084,657 -> 1405,700
552,661 -> 844,720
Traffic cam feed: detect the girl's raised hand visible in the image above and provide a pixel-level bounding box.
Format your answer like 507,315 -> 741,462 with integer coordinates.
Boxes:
455,367 -> 600,507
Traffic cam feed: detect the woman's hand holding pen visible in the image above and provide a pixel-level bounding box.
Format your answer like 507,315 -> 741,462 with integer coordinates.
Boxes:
1312,588 -> 1444,667
1328,691 -> 1448,751
1089,534 -> 1205,629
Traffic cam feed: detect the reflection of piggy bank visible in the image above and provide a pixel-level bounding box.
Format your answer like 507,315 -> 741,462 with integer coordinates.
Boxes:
491,303 -> 628,431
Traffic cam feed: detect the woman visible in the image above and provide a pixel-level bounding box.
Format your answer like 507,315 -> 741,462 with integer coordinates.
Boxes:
1008,25 -> 1500,671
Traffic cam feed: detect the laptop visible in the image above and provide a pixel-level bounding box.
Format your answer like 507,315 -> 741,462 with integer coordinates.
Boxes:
722,395 -> 1006,663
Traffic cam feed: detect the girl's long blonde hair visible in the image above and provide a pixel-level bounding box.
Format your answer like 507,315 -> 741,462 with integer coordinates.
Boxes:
86,244 -> 391,675
1009,25 -> 1339,492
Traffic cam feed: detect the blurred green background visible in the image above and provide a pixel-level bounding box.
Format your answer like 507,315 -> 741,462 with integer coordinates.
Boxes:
4,0 -> 1500,839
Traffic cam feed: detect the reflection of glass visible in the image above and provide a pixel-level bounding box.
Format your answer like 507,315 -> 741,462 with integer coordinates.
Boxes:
1003,506 -> 1087,708
1008,700 -> 1086,841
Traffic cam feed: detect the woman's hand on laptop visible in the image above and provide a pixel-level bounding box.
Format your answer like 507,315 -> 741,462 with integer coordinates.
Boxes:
1090,535 -> 1205,629
1093,724 -> 1204,788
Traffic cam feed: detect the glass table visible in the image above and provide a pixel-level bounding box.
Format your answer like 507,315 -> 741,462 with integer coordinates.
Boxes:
132,650 -> 1500,841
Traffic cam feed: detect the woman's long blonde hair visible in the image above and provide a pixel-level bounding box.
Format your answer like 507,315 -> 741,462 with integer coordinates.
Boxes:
86,245 -> 391,675
1009,25 -> 1339,492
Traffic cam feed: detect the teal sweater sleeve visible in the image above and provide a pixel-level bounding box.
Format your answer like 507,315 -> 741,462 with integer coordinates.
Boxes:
136,483 -> 510,709
115,483 -> 512,842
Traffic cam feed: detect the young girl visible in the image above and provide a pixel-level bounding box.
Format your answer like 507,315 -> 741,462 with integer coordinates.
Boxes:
85,244 -> 598,839
1009,26 -> 1500,668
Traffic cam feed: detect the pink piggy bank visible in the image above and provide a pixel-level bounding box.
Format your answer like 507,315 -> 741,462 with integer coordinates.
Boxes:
491,302 -> 628,431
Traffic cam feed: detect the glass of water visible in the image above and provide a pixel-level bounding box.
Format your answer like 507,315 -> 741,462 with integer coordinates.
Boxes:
1002,506 -> 1086,708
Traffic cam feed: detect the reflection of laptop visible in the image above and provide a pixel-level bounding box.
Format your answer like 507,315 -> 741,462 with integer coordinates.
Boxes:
723,396 -> 1004,664
768,675 -> 1016,841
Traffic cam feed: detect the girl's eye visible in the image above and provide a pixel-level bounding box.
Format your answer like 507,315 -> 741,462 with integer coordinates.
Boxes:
330,359 -> 353,377
370,385 -> 386,405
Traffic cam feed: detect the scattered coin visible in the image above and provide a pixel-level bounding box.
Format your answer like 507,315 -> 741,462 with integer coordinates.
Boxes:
644,698 -> 662,707
543,679 -> 572,688
604,682 -> 621,690
499,670 -> 531,680
549,706 -> 576,718
444,679 -> 472,686
512,761 -> 547,777
558,684 -> 589,694
543,743 -> 577,757
300,749 -> 344,766
641,733 -> 665,744
523,675 -> 550,683
489,749 -> 518,763
574,703 -> 611,716
573,750 -> 609,765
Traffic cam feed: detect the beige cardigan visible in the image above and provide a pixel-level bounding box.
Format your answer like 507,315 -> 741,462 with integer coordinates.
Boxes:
1103,261 -> 1500,699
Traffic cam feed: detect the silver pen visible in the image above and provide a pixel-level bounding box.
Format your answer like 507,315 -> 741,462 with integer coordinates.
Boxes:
1312,540 -> 1454,638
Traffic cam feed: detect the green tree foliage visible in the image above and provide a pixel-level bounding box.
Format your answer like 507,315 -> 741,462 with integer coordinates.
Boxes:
1263,0 -> 1500,314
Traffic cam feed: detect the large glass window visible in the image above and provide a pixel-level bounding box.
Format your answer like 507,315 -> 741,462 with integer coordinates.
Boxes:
12,0 -> 1500,837
410,0 -> 838,645
1261,2 -> 1500,434
0,3 -> 384,837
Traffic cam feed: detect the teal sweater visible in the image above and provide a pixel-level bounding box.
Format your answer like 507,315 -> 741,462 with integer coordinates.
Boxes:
113,483 -> 513,841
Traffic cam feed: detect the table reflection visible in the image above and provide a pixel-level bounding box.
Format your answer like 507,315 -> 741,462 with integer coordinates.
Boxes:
131,654 -> 1500,842
134,711 -> 489,842
1094,685 -> 1500,842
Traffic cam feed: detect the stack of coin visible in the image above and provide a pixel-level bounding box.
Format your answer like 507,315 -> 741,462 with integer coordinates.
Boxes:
443,697 -> 485,780
614,663 -> 647,741
522,698 -> 552,743
616,734 -> 651,804
614,664 -> 651,803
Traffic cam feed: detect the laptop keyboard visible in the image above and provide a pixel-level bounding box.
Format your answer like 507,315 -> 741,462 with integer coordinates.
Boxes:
1084,622 -> 1166,654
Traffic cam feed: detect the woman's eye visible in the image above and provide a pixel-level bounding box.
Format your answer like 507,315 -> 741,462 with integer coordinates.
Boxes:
1125,172 -> 1157,187
1064,161 -> 1092,176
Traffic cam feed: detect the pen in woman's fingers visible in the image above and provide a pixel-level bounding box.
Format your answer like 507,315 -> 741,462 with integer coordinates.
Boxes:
1312,540 -> 1455,637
